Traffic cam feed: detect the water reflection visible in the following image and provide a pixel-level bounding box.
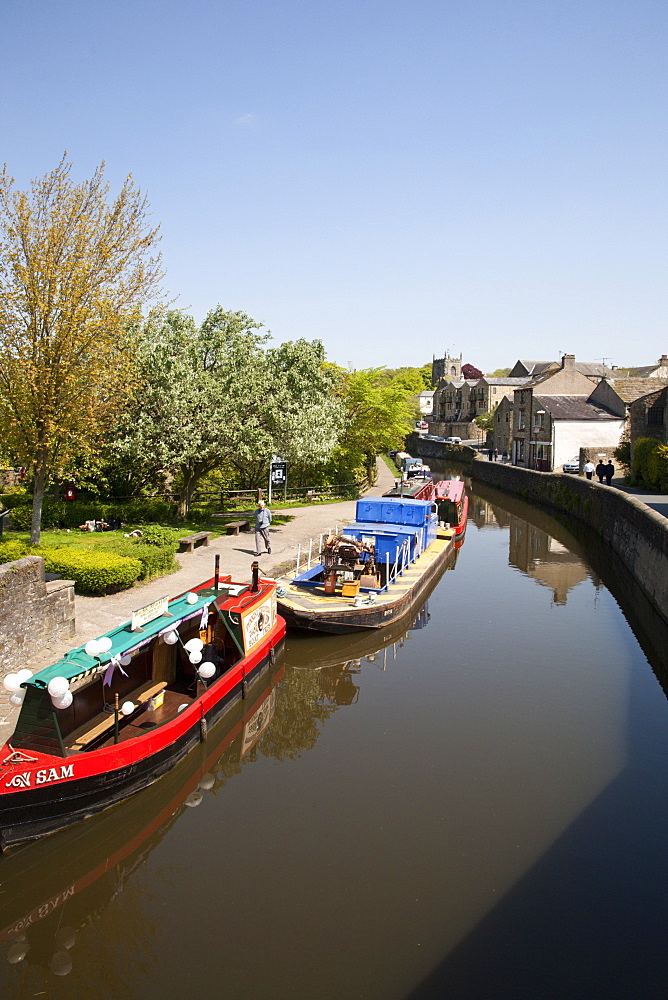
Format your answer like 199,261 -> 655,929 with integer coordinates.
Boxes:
0,662 -> 284,980
3,472 -> 668,1000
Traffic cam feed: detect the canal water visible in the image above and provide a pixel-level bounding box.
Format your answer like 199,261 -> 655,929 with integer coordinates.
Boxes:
2,469 -> 668,999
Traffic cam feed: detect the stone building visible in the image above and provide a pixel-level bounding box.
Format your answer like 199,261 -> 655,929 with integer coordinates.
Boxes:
431,351 -> 462,384
511,356 -> 623,471
508,358 -> 614,381
494,395 -> 514,457
508,360 -> 558,379
431,375 -> 529,439
588,377 -> 668,441
617,355 -> 668,379
629,385 -> 668,446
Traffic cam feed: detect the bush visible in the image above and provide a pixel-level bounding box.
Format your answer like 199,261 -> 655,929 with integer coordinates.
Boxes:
8,497 -> 179,531
8,504 -> 50,530
106,540 -> 178,580
613,441 -> 631,476
135,525 -> 178,547
39,547 -> 142,594
117,498 -> 176,523
0,540 -> 29,564
633,438 -> 668,491
0,492 -> 29,509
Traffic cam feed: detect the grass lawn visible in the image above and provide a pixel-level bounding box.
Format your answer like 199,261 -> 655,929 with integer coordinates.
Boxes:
380,453 -> 399,475
8,511 -> 296,552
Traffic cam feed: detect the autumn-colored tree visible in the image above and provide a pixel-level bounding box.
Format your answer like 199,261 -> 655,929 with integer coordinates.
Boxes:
0,157 -> 163,541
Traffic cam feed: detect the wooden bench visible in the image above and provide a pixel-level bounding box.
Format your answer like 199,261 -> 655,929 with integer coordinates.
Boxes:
66,681 -> 168,749
225,519 -> 250,535
178,530 -> 212,553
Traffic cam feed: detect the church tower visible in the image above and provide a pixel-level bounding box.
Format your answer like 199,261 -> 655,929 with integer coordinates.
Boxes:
431,351 -> 462,383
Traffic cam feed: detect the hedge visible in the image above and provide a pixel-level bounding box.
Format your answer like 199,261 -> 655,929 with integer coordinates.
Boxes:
105,539 -> 178,580
39,548 -> 142,594
0,493 -> 30,510
8,497 -> 178,531
0,540 -> 29,565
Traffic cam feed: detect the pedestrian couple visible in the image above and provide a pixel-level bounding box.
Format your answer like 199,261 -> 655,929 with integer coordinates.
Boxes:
594,460 -> 615,485
254,499 -> 272,556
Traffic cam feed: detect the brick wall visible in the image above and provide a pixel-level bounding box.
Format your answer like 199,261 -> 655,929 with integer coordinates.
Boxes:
0,557 -> 75,673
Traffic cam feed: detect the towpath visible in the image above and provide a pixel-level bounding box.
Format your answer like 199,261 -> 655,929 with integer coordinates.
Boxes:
0,459 -> 397,742
609,477 -> 668,518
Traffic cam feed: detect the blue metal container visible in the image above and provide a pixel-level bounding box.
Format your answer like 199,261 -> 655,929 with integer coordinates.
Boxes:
355,498 -> 432,528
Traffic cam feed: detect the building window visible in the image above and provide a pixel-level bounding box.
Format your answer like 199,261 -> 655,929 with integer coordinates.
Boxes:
534,412 -> 544,429
647,406 -> 664,425
518,410 -> 526,430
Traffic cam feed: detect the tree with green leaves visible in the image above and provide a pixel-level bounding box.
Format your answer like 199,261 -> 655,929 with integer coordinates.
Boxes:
0,157 -> 163,542
108,310 -> 344,515
107,308 -> 266,517
229,337 -> 345,489
331,368 -> 415,482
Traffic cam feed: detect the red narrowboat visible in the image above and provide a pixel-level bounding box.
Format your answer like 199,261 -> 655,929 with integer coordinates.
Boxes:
0,563 -> 285,850
434,479 -> 469,541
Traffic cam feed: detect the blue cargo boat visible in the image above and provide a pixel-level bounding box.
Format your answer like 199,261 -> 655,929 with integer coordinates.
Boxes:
276,497 -> 456,633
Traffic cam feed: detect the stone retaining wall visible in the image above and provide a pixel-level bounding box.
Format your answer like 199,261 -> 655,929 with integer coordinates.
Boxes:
473,454 -> 668,625
409,433 -> 668,625
0,557 -> 75,672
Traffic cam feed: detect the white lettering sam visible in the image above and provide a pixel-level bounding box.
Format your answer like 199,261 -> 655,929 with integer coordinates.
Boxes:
5,764 -> 74,789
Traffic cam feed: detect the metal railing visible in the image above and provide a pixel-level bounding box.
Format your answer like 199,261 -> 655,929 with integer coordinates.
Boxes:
290,529 -> 421,593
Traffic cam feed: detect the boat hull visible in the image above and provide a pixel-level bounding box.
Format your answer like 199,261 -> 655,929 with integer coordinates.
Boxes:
278,533 -> 456,634
0,627 -> 285,851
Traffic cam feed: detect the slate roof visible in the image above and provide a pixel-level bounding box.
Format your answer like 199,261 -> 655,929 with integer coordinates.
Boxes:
629,385 -> 668,409
510,360 -> 555,377
574,362 -> 614,378
604,377 -> 668,403
482,377 -> 530,386
533,395 -> 620,420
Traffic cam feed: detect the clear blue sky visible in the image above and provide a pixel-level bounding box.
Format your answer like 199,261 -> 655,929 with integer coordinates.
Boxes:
1,0 -> 666,371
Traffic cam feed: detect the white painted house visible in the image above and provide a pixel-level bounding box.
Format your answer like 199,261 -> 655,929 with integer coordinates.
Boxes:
511,355 -> 624,471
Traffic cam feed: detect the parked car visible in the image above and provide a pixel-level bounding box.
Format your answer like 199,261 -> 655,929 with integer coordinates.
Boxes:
415,421 -> 429,431
562,457 -> 580,474
444,436 -> 462,445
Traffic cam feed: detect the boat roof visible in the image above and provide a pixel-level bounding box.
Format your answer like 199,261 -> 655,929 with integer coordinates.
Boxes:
345,522 -> 425,537
383,478 -> 434,499
24,584 -> 242,689
435,480 -> 466,503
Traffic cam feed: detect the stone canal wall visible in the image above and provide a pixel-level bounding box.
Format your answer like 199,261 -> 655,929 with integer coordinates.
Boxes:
0,556 -> 75,672
412,429 -> 668,627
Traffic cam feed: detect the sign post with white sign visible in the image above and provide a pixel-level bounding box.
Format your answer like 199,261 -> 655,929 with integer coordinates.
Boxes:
268,457 -> 287,504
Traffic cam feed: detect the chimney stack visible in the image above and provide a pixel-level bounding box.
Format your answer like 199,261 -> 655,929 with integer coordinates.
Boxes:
562,354 -> 575,370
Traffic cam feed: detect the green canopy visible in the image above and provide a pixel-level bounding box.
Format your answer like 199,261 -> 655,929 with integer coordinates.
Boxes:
26,588 -> 224,689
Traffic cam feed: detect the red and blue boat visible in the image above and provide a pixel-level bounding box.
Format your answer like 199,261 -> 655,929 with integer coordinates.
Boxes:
0,561 -> 285,850
276,495 -> 456,633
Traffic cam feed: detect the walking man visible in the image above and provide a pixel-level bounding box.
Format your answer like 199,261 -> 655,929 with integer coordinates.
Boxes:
604,460 -> 615,486
595,460 -> 606,483
584,459 -> 595,480
254,499 -> 272,556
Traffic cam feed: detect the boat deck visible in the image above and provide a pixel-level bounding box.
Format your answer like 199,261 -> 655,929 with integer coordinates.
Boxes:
278,529 -> 455,621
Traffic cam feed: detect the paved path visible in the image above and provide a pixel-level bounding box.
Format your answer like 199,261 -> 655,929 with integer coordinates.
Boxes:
0,459 -> 397,742
609,477 -> 668,518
